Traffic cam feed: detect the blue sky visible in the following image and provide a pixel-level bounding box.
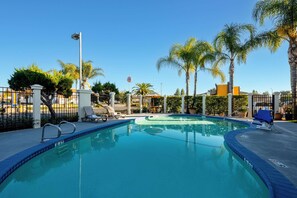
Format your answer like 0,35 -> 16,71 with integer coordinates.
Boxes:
0,0 -> 290,95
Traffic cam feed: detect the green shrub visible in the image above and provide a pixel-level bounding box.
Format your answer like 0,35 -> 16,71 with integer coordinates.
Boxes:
206,96 -> 228,115
167,96 -> 182,113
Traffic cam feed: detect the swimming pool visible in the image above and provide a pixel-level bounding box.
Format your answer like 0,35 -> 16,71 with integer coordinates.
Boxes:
0,115 -> 268,197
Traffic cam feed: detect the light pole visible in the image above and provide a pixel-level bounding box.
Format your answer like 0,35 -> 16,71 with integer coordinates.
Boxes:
71,32 -> 83,90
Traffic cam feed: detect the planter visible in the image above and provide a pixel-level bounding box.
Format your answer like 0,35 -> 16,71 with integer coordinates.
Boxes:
238,111 -> 247,118
285,113 -> 293,120
274,113 -> 283,120
189,108 -> 197,114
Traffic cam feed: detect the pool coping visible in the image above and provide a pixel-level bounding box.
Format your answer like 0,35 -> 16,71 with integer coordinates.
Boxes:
0,119 -> 132,186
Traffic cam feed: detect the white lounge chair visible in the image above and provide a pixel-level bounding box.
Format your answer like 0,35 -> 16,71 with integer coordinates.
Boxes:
83,106 -> 107,122
102,105 -> 125,119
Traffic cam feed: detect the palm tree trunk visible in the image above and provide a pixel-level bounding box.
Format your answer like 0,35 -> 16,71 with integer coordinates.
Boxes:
185,69 -> 190,114
192,69 -> 198,107
229,59 -> 235,94
288,41 -> 297,119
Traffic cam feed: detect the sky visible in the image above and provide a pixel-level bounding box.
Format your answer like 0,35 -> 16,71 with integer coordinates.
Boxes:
0,0 -> 290,95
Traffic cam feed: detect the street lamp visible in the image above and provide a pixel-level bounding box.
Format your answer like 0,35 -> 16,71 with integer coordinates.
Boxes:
71,32 -> 83,90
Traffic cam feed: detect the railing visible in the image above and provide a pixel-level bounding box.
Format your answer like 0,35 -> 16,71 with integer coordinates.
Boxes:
0,87 -> 33,132
41,92 -> 79,125
41,121 -> 76,142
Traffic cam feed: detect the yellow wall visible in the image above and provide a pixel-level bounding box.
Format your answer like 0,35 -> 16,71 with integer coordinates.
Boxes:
216,84 -> 240,96
217,84 -> 228,96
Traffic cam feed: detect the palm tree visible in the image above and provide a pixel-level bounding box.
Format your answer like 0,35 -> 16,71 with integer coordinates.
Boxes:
58,60 -> 79,89
192,41 -> 226,99
132,83 -> 154,95
81,61 -> 104,89
58,60 -> 104,90
253,0 -> 297,118
213,24 -> 256,94
157,37 -> 196,113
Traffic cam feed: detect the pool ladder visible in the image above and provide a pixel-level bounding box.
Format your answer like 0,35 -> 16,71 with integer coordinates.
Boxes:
41,121 -> 76,143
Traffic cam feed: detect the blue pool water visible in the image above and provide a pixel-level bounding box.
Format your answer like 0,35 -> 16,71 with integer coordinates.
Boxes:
0,116 -> 268,197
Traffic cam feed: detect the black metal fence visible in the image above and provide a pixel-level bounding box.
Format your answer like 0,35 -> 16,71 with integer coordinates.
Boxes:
0,87 -> 33,132
41,92 -> 79,125
252,94 -> 274,117
280,94 -> 293,120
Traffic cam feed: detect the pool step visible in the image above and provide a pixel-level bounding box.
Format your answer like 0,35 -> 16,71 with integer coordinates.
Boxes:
55,144 -> 69,156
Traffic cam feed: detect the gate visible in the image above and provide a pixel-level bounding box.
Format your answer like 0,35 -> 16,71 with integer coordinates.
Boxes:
252,94 -> 274,117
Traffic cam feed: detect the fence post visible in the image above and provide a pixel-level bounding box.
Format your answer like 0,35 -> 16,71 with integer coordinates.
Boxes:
139,95 -> 143,113
181,95 -> 185,114
248,93 -> 253,119
274,92 -> 280,114
109,92 -> 115,109
77,89 -> 92,122
31,84 -> 43,128
127,94 -> 131,115
202,94 -> 206,115
228,93 -> 232,117
164,95 -> 167,113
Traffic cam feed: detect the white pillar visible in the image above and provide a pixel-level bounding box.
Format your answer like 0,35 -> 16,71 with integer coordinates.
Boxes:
127,94 -> 131,115
110,92 -> 115,109
181,96 -> 185,114
202,94 -> 206,115
274,93 -> 281,114
139,95 -> 143,113
163,95 -> 167,113
228,93 -> 232,117
77,89 -> 92,122
248,93 -> 253,118
31,84 -> 43,128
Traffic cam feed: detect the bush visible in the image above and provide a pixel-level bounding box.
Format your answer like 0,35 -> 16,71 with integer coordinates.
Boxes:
233,95 -> 248,113
206,96 -> 228,115
167,96 -> 182,113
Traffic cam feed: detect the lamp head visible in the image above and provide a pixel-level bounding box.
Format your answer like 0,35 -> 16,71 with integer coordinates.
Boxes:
71,33 -> 80,40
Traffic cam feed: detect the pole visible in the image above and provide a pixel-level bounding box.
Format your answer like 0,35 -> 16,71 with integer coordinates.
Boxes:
79,32 -> 83,90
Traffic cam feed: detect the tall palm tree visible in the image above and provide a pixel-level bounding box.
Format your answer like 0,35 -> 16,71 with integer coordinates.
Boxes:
82,61 -> 104,89
157,37 -> 196,113
253,0 -> 297,118
192,41 -> 226,99
58,60 -> 104,90
213,24 -> 256,94
132,83 -> 154,95
58,60 -> 79,89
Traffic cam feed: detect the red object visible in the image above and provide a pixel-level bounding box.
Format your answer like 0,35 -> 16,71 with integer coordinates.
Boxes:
127,76 -> 132,83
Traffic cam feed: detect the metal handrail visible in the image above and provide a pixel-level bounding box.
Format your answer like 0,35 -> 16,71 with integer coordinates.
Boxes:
41,123 -> 62,143
59,121 -> 76,134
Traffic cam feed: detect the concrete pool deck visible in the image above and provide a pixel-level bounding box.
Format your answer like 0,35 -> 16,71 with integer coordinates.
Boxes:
235,121 -> 297,187
0,115 -> 296,194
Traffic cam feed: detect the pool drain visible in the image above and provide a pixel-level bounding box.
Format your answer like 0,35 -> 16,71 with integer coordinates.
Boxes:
268,159 -> 288,168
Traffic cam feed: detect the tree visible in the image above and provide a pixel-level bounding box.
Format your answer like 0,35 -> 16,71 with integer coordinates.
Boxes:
253,0 -> 297,118
263,91 -> 270,95
132,83 -> 154,95
82,61 -> 104,89
8,65 -> 73,119
91,81 -> 103,94
252,90 -> 259,94
58,60 -> 79,89
181,88 -> 185,96
102,82 -> 119,95
191,40 -> 225,106
157,38 -> 196,113
213,24 -> 256,94
174,88 -> 181,96
59,60 -> 104,90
